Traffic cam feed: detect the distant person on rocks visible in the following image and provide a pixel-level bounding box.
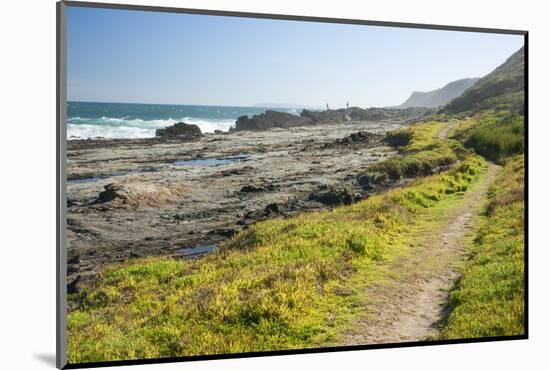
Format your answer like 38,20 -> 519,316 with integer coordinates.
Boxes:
326,103 -> 330,110
347,101 -> 349,109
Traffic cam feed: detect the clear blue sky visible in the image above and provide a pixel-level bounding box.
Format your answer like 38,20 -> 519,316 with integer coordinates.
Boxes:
67,6 -> 524,108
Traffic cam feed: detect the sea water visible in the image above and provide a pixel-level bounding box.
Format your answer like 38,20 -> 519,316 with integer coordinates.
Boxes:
67,101 -> 299,139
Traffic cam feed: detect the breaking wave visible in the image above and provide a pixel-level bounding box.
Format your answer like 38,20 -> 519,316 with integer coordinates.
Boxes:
67,116 -> 236,139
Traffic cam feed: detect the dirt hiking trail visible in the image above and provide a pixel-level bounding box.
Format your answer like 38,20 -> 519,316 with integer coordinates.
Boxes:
340,162 -> 500,345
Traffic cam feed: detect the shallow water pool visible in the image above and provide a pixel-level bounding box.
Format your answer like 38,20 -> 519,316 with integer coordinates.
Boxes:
176,244 -> 220,257
174,154 -> 248,167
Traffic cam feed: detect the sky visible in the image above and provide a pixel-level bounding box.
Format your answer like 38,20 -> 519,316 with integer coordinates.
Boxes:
67,6 -> 524,108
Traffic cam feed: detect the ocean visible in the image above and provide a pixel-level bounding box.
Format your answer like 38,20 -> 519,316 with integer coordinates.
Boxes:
67,101 -> 299,139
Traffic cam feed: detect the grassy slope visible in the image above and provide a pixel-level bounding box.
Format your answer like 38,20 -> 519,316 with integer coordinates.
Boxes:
445,46 -> 524,114
451,110 -> 524,163
67,123 -> 487,363
440,155 -> 525,338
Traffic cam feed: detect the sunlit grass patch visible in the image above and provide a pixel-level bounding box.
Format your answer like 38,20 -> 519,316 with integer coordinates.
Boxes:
360,121 -> 471,188
440,155 -> 525,339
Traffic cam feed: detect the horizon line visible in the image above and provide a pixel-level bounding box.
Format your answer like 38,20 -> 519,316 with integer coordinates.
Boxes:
67,100 -> 332,109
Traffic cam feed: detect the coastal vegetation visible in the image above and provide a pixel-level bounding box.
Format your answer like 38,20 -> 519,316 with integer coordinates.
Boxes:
358,121 -> 463,188
451,110 -> 524,163
441,155 -> 525,338
437,45 -> 526,338
67,121 -> 488,363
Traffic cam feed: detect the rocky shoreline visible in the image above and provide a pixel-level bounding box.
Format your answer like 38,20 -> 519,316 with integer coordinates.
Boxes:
234,106 -> 431,131
66,117 -> 415,292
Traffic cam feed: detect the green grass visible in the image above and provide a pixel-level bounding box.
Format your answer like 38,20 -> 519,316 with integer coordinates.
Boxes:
440,155 -> 525,339
385,121 -> 443,152
452,110 -> 524,163
67,151 -> 486,363
359,121 -> 467,187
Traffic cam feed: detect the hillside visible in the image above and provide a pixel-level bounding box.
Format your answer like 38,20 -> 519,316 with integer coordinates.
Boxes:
445,46 -> 525,113
397,78 -> 479,108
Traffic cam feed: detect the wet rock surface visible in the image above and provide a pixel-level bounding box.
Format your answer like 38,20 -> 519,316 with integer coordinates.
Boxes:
66,120 -> 406,291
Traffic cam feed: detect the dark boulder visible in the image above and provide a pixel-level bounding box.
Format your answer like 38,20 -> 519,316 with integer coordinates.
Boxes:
67,275 -> 83,294
68,253 -> 80,265
308,186 -> 356,206
208,228 -> 237,238
338,131 -> 384,145
240,184 -> 265,193
264,203 -> 280,214
320,131 -> 383,150
155,122 -> 202,138
221,166 -> 254,177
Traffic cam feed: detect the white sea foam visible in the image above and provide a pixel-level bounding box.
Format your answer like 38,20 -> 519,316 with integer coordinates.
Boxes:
67,123 -> 155,139
67,117 -> 236,139
184,117 -> 235,133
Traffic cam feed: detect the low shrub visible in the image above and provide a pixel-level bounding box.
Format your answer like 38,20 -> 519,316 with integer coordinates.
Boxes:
453,111 -> 524,163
